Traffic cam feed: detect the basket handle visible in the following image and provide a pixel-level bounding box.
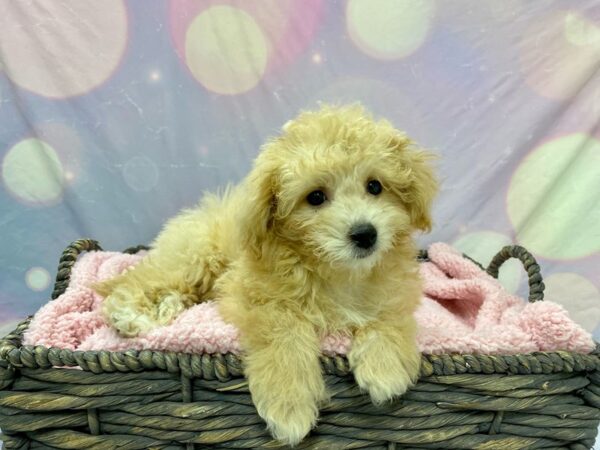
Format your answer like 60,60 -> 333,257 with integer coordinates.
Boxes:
51,239 -> 151,300
51,239 -> 103,299
486,245 -> 545,302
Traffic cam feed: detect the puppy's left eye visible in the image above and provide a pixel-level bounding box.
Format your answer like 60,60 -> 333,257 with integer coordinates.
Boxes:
307,189 -> 327,206
367,180 -> 383,196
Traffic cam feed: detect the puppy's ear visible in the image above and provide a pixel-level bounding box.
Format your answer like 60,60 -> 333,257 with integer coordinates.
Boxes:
238,154 -> 279,257
388,136 -> 438,232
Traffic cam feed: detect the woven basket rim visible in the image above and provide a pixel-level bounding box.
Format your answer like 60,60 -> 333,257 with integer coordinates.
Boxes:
1,239 -> 598,381
1,318 -> 599,381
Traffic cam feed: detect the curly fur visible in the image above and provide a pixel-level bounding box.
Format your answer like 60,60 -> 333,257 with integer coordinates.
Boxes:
95,104 -> 438,445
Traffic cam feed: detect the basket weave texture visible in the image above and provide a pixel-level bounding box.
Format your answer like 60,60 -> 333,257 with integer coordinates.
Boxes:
0,239 -> 599,449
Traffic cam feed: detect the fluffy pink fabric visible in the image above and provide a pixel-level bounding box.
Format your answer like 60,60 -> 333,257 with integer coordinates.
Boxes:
23,243 -> 595,355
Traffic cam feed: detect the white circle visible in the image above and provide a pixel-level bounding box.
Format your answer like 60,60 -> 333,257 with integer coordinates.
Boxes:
122,156 -> 159,192
0,0 -> 127,98
346,0 -> 434,60
564,12 -> 600,47
26,267 -> 51,292
507,133 -> 600,259
2,138 -> 65,205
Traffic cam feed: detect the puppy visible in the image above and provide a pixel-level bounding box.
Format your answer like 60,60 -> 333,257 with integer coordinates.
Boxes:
96,104 -> 437,446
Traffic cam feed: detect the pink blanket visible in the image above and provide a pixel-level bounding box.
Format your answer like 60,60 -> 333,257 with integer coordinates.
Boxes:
23,243 -> 595,355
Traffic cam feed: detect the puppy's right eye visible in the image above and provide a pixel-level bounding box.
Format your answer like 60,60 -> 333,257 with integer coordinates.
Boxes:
307,190 -> 327,206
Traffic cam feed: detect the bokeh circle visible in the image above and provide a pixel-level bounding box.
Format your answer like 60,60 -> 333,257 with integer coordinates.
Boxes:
507,133 -> 600,260
2,138 -> 65,206
0,0 -> 127,98
25,267 -> 51,292
185,5 -> 268,95
346,0 -> 435,60
172,1 -> 323,94
122,156 -> 160,192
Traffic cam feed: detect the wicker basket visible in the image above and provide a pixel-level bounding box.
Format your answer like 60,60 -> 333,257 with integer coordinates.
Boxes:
1,239 -> 599,450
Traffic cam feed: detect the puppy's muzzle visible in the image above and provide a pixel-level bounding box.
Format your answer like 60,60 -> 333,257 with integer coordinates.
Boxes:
349,223 -> 378,254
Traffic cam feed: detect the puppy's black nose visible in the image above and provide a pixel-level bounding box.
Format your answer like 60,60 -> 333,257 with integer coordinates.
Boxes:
349,223 -> 378,249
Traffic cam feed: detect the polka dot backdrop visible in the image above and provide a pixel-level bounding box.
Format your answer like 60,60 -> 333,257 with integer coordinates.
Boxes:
0,2 -> 598,441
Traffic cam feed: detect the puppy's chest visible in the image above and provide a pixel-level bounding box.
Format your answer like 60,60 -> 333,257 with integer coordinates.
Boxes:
317,282 -> 381,330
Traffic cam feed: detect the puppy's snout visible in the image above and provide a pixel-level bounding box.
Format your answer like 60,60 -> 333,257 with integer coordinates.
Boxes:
349,223 -> 378,249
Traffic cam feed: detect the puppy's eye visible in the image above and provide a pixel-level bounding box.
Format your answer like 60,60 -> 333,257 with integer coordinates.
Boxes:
367,180 -> 383,196
307,190 -> 327,206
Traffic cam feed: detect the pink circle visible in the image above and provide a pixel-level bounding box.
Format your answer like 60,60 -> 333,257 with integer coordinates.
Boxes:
0,0 -> 129,98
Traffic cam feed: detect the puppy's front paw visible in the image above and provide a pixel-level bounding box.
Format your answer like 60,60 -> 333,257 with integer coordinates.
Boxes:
349,333 -> 420,404
254,394 -> 318,446
352,357 -> 413,404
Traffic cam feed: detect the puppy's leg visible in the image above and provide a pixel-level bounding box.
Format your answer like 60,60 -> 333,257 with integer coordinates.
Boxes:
229,305 -> 326,446
96,207 -> 227,337
348,315 -> 421,404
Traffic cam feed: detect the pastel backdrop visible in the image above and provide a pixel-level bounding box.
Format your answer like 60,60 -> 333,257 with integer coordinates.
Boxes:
0,3 -> 599,446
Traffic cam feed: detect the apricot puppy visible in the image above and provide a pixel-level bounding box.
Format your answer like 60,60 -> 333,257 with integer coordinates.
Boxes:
96,104 -> 437,446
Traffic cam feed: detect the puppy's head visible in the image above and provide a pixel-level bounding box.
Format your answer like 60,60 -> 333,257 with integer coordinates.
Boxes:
239,104 -> 437,271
